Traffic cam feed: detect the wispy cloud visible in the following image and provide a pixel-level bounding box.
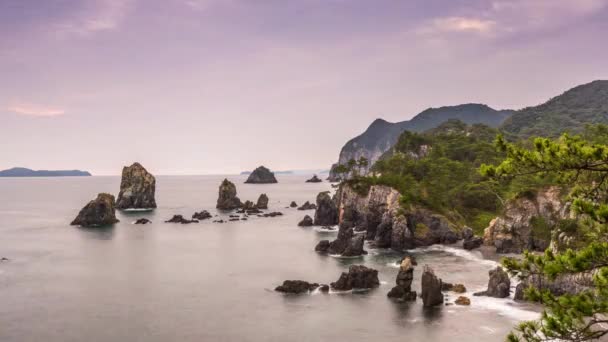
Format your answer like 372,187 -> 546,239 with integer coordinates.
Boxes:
430,17 -> 496,34
54,0 -> 132,37
7,103 -> 66,117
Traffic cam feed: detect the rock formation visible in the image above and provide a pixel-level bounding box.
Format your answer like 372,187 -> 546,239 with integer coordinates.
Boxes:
165,215 -> 198,224
314,240 -> 330,252
275,280 -> 319,294
483,187 -> 570,253
216,179 -> 243,210
341,234 -> 367,257
387,257 -> 417,301
71,193 -> 120,227
290,201 -> 298,208
313,192 -> 338,226
298,215 -> 313,227
455,296 -> 471,305
256,194 -> 269,209
514,270 -> 597,300
474,267 -> 511,298
306,175 -> 322,183
421,265 -> 444,307
192,210 -> 212,220
297,201 -> 316,210
245,166 -> 278,184
116,162 -> 157,210
134,218 -> 151,224
331,265 -> 379,291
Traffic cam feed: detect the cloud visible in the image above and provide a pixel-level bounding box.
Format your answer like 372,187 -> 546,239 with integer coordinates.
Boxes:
54,0 -> 132,37
7,103 -> 66,117
430,17 -> 496,34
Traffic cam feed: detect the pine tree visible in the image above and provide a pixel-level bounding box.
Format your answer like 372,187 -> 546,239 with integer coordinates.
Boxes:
481,125 -> 608,341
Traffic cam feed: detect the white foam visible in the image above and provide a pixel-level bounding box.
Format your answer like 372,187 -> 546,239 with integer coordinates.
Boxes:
120,208 -> 154,212
313,226 -> 338,233
411,245 -> 500,267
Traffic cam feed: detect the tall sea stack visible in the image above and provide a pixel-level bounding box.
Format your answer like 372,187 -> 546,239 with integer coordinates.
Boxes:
116,162 -> 157,210
71,193 -> 119,227
217,179 -> 243,210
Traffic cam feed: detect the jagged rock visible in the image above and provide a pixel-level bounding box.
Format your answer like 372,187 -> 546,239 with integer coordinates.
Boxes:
328,227 -> 354,255
116,162 -> 157,209
256,194 -> 269,209
306,175 -> 322,183
275,280 -> 319,294
165,215 -> 198,224
341,234 -> 367,257
387,257 -> 417,301
245,166 -> 278,184
192,210 -> 212,220
331,265 -> 379,291
71,193 -> 119,227
483,187 -> 570,253
290,201 -> 298,208
216,179 -> 243,210
298,215 -> 313,227
134,218 -> 151,224
455,296 -> 471,305
421,265 -> 444,307
297,201 -> 316,210
514,270 -> 597,301
463,236 -> 483,250
314,192 -> 338,226
315,240 -> 330,252
474,267 -> 510,298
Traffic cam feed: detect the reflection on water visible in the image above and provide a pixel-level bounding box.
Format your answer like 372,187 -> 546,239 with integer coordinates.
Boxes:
0,175 -> 540,342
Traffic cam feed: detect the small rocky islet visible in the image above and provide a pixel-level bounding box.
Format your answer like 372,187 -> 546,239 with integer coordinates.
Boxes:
244,166 -> 278,184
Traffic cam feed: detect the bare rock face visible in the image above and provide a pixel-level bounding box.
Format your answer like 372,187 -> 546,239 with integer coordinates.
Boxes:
331,265 -> 379,291
216,179 -> 243,210
245,166 -> 278,184
313,191 -> 338,226
116,162 -> 157,210
298,215 -> 313,227
297,201 -> 316,210
71,193 -> 119,227
474,267 -> 511,298
192,210 -> 212,220
483,187 -> 570,253
387,257 -> 417,301
421,265 -> 444,307
341,234 -> 367,257
256,194 -> 269,209
514,270 -> 597,301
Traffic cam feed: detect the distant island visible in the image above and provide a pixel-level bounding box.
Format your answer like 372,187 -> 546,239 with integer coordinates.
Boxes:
0,167 -> 91,177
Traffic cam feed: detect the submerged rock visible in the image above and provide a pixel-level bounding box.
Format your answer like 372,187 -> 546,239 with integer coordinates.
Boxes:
256,194 -> 269,209
298,215 -> 314,227
192,210 -> 212,220
421,265 -> 444,307
245,166 -> 278,184
134,218 -> 151,224
165,215 -> 198,224
216,179 -> 243,210
331,265 -> 379,291
71,193 -> 119,227
116,162 -> 157,210
314,192 -> 338,226
387,257 -> 417,301
275,280 -> 319,294
305,175 -> 322,183
474,267 -> 510,298
297,201 -> 316,210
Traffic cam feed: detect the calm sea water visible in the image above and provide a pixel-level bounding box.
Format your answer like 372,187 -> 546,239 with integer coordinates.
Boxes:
0,175 -> 539,342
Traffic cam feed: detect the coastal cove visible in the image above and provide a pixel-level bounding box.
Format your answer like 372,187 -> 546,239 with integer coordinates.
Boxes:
0,175 -> 539,342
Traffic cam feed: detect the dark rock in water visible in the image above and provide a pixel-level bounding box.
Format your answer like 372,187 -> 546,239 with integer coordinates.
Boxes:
263,212 -> 283,217
473,267 -> 510,298
275,280 -> 319,294
213,219 -> 225,223
216,179 -> 243,210
441,282 -> 466,293
341,234 -> 367,257
455,296 -> 471,305
116,162 -> 157,210
165,215 -> 198,224
192,210 -> 212,220
242,200 -> 256,210
387,257 -> 417,301
290,201 -> 298,208
514,283 -> 526,301
229,218 -> 240,221
134,218 -> 151,224
241,218 -> 247,221
319,284 -> 330,293
315,240 -> 330,253
331,265 -> 379,291
297,201 -> 316,210
313,192 -> 338,226
328,227 -> 354,255
298,215 -> 313,227
463,236 -> 483,250
462,227 -> 474,240
1,257 -> 10,262
421,265 -> 444,307
71,193 -> 119,227
305,175 -> 322,183
256,194 -> 269,209
245,166 -> 278,184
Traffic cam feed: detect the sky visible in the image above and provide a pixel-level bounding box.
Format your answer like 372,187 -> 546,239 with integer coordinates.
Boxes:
1,0 -> 607,175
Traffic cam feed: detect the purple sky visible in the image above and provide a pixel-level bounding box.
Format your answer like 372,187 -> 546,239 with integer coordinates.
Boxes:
1,0 -> 607,175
